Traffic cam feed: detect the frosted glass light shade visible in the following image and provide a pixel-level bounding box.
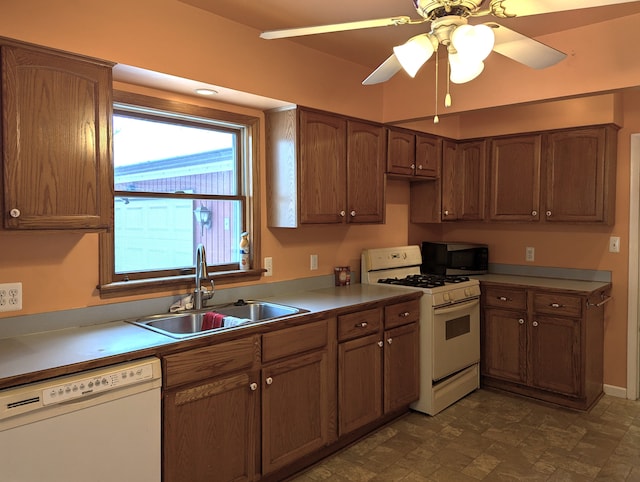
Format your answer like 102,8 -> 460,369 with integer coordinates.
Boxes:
449,52 -> 484,84
393,34 -> 435,77
451,24 -> 495,62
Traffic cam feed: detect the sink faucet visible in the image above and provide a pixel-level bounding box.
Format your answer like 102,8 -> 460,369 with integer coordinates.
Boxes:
194,243 -> 214,310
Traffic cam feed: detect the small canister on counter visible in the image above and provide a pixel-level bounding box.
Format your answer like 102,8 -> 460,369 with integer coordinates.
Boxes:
334,266 -> 351,286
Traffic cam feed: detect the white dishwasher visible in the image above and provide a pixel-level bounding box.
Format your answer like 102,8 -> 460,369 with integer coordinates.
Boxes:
0,357 -> 162,482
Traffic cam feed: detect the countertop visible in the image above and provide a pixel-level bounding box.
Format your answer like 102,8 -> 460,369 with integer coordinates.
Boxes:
473,274 -> 612,294
0,283 -> 422,390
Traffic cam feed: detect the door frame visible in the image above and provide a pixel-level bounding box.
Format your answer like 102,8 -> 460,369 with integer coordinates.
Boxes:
627,133 -> 640,400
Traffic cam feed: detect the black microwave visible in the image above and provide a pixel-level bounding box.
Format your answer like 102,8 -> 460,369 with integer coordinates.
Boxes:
421,241 -> 489,276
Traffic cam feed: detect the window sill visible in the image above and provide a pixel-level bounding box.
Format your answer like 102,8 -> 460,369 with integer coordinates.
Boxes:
98,269 -> 265,299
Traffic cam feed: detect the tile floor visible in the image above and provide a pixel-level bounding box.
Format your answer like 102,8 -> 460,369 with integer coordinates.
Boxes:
290,389 -> 640,481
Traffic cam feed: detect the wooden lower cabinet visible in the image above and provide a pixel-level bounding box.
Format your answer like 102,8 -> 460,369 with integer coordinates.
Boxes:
162,336 -> 261,482
481,283 -> 607,410
384,322 -> 420,412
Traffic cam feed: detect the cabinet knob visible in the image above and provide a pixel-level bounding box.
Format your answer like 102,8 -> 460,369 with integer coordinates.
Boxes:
550,303 -> 564,308
411,164 -> 415,169
387,338 -> 393,344
532,321 -> 539,327
417,164 -> 423,170
399,311 -> 410,318
355,321 -> 368,328
339,211 -> 346,217
377,341 -> 384,348
350,210 -> 356,217
9,208 -> 20,218
265,377 -> 273,385
531,210 -> 537,216
518,318 -> 525,325
249,382 -> 258,391
497,296 -> 512,302
546,211 -> 552,217
444,210 -> 450,216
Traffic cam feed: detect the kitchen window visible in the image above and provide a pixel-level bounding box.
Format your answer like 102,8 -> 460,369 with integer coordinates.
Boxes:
99,91 -> 261,297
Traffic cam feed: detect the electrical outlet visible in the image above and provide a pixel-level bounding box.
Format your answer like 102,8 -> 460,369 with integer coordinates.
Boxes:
310,254 -> 318,271
609,236 -> 620,253
264,257 -> 273,277
525,247 -> 535,262
0,282 -> 22,312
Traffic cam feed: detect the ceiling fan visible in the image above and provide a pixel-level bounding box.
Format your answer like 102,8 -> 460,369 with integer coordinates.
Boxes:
260,0 -> 640,86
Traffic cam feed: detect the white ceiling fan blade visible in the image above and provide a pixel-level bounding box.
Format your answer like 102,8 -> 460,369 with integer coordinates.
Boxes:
362,54 -> 403,85
260,16 -> 423,40
487,23 -> 567,69
492,0 -> 640,17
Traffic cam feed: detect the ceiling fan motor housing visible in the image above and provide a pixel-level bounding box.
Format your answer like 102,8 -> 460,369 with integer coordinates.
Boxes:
413,0 -> 484,19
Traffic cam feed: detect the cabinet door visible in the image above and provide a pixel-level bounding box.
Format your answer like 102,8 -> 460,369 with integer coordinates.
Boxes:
299,110 -> 347,224
262,350 -> 331,475
347,121 -> 385,223
163,370 -> 260,482
482,308 -> 527,383
384,322 -> 420,413
338,333 -> 383,435
441,140 -> 486,221
414,133 -> 441,179
544,126 -> 616,224
529,315 -> 581,397
489,135 -> 541,222
386,128 -> 415,176
2,45 -> 112,230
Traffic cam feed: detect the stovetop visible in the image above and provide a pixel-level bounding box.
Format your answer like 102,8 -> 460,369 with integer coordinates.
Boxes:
377,274 -> 471,289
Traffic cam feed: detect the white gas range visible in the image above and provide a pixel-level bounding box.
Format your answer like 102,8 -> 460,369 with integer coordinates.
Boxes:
362,245 -> 481,415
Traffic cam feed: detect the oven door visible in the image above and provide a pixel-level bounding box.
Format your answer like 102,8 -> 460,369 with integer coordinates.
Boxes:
432,298 -> 480,381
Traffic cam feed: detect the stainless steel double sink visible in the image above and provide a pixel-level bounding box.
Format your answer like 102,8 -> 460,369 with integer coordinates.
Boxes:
127,300 -> 306,339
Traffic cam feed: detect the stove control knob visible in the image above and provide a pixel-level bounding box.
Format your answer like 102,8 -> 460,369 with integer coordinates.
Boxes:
464,288 -> 471,297
443,293 -> 451,302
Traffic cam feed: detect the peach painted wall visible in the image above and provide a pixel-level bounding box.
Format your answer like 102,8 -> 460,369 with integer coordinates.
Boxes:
0,1 -> 638,389
408,91 -> 640,389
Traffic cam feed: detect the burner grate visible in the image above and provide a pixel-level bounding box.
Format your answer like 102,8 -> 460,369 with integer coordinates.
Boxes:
377,274 -> 470,288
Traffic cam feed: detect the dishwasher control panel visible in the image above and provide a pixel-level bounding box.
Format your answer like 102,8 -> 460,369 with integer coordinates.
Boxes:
42,361 -> 155,405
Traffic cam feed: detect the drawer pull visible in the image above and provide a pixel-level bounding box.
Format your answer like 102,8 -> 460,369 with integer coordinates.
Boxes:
518,318 -> 524,325
497,296 -> 512,302
550,303 -> 564,308
355,322 -> 368,328
249,382 -> 258,391
399,311 -> 410,318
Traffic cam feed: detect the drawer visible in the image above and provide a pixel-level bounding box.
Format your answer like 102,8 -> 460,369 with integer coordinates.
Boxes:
262,319 -> 328,363
385,299 -> 420,329
483,286 -> 527,310
338,308 -> 382,341
534,291 -> 582,318
164,335 -> 260,388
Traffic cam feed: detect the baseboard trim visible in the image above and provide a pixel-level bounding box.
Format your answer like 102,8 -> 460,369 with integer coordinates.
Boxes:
603,384 -> 627,399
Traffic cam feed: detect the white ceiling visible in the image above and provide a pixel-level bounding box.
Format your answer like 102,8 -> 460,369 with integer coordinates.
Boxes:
178,0 -> 640,69
114,1 -> 640,110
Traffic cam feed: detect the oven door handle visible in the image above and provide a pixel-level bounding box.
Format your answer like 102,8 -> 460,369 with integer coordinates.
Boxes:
433,297 -> 479,315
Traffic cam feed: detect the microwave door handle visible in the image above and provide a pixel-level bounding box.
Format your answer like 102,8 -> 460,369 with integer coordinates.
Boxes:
433,298 -> 479,315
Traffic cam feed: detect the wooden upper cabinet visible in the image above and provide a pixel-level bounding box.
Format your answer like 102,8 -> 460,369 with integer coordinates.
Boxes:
1,42 -> 113,230
266,107 -> 384,227
544,125 -> 617,224
489,134 -> 542,222
441,139 -> 486,221
299,109 -> 347,224
386,128 -> 415,176
347,120 -> 385,223
386,128 -> 440,179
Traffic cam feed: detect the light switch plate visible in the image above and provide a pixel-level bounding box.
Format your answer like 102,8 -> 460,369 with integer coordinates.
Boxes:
609,236 -> 620,253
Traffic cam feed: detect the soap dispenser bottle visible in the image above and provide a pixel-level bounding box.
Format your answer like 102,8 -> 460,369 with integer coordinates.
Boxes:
239,232 -> 250,270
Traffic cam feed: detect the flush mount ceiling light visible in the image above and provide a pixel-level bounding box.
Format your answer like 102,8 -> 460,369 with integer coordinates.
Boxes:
259,0 -> 639,86
195,88 -> 218,96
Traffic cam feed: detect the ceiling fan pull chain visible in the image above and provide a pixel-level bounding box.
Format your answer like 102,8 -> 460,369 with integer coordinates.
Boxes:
445,54 -> 452,108
433,49 -> 439,124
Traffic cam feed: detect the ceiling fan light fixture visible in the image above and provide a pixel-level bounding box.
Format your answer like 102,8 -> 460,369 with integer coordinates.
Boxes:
449,52 -> 484,84
451,24 -> 495,62
393,34 -> 435,77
